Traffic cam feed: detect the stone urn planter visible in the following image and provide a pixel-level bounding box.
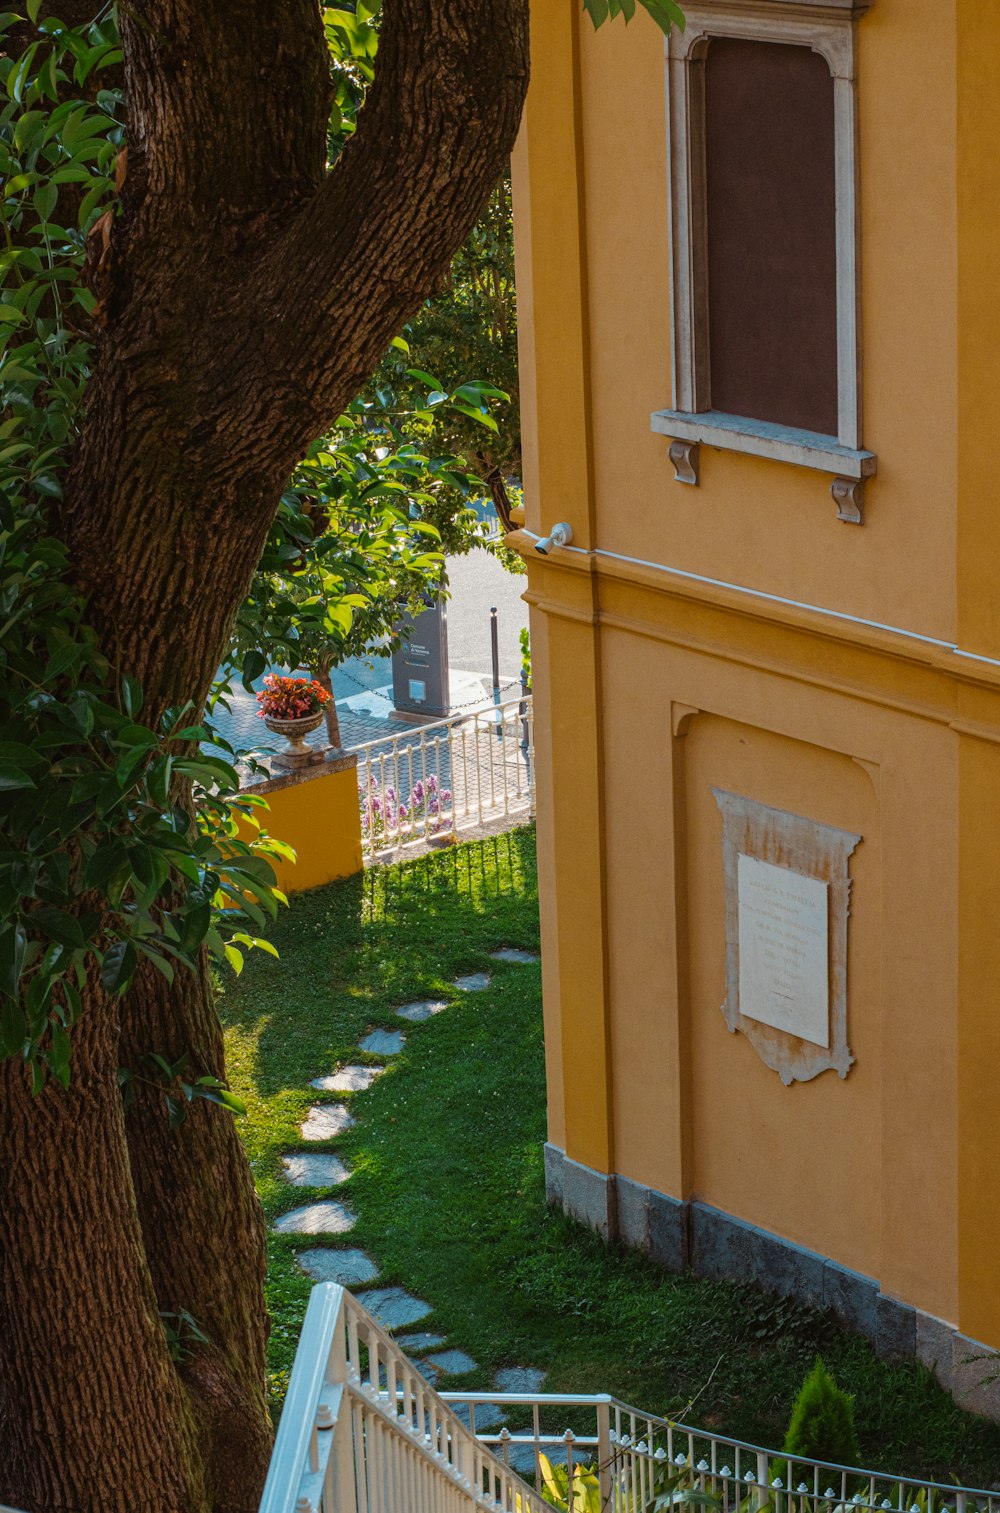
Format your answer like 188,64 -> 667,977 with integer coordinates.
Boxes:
264,711 -> 325,771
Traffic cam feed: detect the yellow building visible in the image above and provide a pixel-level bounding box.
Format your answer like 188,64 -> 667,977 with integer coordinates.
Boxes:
511,0 -> 1000,1414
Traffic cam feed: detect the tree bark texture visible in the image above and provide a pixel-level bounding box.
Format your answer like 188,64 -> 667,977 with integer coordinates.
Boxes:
1,2 -> 529,1510
317,664 -> 343,749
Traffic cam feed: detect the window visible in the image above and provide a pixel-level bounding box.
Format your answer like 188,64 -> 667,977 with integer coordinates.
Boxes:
651,0 -> 876,517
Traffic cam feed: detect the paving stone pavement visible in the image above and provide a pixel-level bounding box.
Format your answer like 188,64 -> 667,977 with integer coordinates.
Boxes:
281,1152 -> 351,1188
396,1000 -> 449,1022
359,1028 -> 406,1056
490,948 -> 540,965
296,1248 -> 380,1286
273,1201 -> 356,1236
300,1104 -> 355,1141
356,1286 -> 433,1330
454,973 -> 491,992
311,1065 -> 384,1092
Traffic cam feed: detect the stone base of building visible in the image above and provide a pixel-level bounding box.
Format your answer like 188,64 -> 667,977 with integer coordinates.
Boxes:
543,1143 -> 1000,1423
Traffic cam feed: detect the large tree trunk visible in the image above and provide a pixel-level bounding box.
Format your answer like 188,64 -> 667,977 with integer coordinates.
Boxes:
119,963 -> 273,1512
0,1 -> 529,1509
0,994 -> 207,1513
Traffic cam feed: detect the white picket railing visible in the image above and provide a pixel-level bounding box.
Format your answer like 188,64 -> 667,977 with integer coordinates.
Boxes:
356,693 -> 534,860
259,1284 -> 548,1513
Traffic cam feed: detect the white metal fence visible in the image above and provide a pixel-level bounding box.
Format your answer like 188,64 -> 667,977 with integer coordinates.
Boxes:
440,1389 -> 1000,1513
356,693 -> 534,860
264,1288 -> 1000,1513
259,1284 -> 548,1513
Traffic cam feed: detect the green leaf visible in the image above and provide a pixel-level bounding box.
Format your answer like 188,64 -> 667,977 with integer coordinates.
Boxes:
30,907 -> 86,949
102,938 -> 137,993
0,764 -> 36,791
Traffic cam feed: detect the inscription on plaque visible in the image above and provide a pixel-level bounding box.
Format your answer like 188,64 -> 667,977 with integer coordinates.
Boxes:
737,854 -> 830,1049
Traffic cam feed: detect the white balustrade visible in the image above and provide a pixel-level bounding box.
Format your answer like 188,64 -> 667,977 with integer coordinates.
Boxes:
259,1285 -> 549,1513
356,693 -> 534,860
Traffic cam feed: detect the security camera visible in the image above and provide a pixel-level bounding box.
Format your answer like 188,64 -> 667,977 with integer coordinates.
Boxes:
534,522 -> 574,555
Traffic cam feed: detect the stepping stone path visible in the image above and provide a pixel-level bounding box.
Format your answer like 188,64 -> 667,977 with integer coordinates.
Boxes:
396,1000 -> 448,1022
273,1201 -> 356,1236
426,1348 -> 477,1377
271,966 -> 546,1432
399,1332 -> 447,1354
311,1065 -> 384,1092
297,1248 -> 380,1286
494,1366 -> 547,1393
357,1287 -> 433,1330
359,1028 -> 406,1056
300,1103 -> 354,1141
490,948 -> 540,965
281,1152 -> 351,1188
452,1402 -> 506,1432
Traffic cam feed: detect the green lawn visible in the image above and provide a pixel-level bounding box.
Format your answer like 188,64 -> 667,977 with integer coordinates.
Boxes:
219,828 -> 1000,1488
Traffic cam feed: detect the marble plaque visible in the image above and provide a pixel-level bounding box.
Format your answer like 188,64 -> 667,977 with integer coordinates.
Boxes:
737,855 -> 830,1048
713,789 -> 861,1084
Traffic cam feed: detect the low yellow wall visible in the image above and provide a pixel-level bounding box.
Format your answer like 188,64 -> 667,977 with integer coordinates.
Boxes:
242,752 -> 363,895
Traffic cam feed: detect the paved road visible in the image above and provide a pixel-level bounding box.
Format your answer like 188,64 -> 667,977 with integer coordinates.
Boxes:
211,548 -> 528,758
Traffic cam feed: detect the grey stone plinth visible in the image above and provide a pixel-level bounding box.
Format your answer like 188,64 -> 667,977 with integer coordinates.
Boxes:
950,1334 -> 1000,1421
690,1202 -> 825,1308
426,1349 -> 477,1377
359,1029 -> 406,1056
490,948 -> 540,964
357,1287 -> 433,1330
396,1000 -> 448,1022
648,1189 -> 689,1271
823,1260 -> 877,1337
297,1248 -> 380,1285
543,1143 -> 565,1206
454,973 -> 491,992
561,1154 -> 616,1240
494,1366 -> 547,1393
876,1293 -> 916,1360
616,1175 -> 651,1251
311,1066 -> 384,1093
300,1104 -> 355,1141
281,1152 -> 351,1188
399,1332 -> 447,1355
273,1201 -> 356,1236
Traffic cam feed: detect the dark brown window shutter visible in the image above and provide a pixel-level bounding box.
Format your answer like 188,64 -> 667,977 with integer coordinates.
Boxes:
704,37 -> 839,437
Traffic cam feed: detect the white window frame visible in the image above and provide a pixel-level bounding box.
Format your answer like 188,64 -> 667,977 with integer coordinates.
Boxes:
651,0 -> 877,506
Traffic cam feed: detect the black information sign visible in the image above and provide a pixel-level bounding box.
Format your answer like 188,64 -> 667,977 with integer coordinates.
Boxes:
391,595 -> 451,719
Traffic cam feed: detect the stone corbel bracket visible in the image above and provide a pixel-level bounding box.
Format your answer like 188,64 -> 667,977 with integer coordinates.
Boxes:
831,476 -> 865,524
669,439 -> 701,485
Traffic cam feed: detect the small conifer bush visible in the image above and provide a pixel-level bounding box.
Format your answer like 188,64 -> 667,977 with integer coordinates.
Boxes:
783,1356 -> 862,1469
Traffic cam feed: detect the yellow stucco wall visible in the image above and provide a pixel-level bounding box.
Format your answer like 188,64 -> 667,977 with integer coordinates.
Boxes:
515,0 -> 1000,1351
242,758 -> 363,896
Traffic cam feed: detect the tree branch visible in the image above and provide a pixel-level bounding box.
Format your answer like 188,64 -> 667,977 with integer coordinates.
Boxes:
245,0 -> 530,452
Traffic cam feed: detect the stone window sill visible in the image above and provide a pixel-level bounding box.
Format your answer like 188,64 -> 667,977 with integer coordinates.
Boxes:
650,408 -> 877,481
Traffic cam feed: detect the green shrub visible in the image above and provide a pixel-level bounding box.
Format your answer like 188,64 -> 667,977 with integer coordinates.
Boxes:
783,1357 -> 861,1469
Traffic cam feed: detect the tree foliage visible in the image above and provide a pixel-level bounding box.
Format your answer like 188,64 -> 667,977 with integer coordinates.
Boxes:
584,0 -> 685,31
0,11 -> 285,1086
